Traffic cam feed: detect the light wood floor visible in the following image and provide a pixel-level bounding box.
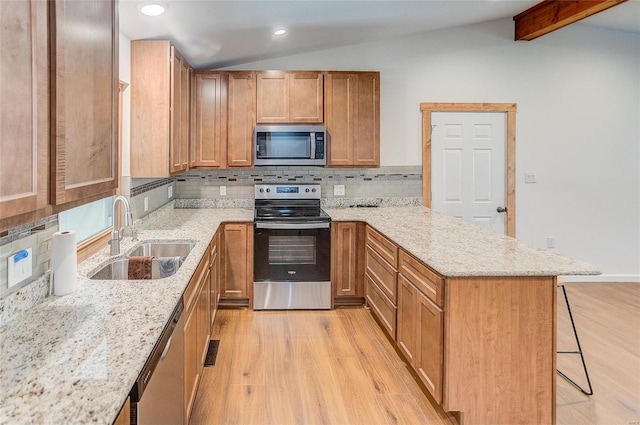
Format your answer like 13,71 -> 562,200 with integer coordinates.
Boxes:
191,283 -> 640,425
556,283 -> 640,425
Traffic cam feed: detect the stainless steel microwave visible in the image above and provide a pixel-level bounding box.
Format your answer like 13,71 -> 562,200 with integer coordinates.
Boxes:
254,125 -> 326,166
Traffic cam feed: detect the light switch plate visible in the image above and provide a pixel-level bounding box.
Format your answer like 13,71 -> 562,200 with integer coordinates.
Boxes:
8,248 -> 32,288
334,185 -> 346,196
168,186 -> 173,198
220,186 -> 227,196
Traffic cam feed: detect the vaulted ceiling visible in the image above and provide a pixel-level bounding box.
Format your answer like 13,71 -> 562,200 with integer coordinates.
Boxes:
119,0 -> 640,69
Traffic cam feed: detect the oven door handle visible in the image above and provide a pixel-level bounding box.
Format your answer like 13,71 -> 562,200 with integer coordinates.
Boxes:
255,221 -> 330,230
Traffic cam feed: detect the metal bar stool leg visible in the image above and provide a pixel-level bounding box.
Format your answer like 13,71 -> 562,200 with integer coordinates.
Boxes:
557,284 -> 594,396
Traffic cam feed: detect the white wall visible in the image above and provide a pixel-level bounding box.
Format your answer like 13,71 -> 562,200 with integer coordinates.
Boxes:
224,18 -> 640,281
119,33 -> 131,177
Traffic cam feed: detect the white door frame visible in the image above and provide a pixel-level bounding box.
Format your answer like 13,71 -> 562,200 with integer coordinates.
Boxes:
421,103 -> 517,237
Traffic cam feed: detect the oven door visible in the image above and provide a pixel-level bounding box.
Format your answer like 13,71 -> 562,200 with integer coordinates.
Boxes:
254,222 -> 330,282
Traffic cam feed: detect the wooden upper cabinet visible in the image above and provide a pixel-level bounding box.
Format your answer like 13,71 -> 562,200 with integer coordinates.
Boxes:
256,71 -> 323,123
131,40 -> 191,177
227,72 -> 255,167
325,72 -> 380,167
0,0 -> 49,221
169,46 -> 190,174
50,0 -> 118,204
192,72 -> 227,168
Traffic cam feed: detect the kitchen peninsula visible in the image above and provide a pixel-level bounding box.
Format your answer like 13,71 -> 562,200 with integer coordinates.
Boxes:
0,204 -> 598,425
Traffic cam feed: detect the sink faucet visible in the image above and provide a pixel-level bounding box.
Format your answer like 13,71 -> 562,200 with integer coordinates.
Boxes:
109,195 -> 137,255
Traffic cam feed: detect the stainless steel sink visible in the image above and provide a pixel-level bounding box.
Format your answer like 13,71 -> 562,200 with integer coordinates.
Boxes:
126,241 -> 194,258
88,241 -> 195,280
88,258 -> 168,280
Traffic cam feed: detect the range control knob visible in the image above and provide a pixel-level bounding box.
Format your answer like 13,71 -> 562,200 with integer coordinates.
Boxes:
266,188 -> 271,193
259,188 -> 264,193
305,188 -> 310,193
311,188 -> 316,193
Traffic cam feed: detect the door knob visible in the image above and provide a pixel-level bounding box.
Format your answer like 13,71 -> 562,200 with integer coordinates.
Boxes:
497,206 -> 507,213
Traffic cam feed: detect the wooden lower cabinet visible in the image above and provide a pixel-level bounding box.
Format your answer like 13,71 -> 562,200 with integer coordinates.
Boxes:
415,288 -> 443,404
210,230 -> 220,328
197,268 -> 212,365
365,273 -> 397,339
184,244 -> 211,423
396,258 -> 444,404
396,274 -> 418,365
220,223 -> 253,306
183,305 -> 198,423
332,222 -> 365,304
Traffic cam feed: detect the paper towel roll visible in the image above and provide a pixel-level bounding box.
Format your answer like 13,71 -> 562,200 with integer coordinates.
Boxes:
52,231 -> 77,296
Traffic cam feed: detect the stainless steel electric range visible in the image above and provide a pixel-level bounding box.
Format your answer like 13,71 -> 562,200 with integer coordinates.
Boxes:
253,183 -> 331,310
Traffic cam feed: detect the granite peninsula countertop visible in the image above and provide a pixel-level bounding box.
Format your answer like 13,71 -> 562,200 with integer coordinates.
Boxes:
0,204 -> 598,425
325,206 -> 600,277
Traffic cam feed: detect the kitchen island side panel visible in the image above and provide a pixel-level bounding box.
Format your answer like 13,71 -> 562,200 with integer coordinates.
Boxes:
443,276 -> 556,425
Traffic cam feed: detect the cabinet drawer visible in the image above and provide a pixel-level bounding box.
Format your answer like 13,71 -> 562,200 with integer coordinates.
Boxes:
365,274 -> 397,339
366,226 -> 398,268
184,252 -> 210,314
399,250 -> 444,308
366,246 -> 397,303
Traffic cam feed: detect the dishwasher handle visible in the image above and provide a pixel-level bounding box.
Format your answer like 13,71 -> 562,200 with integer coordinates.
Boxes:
160,336 -> 172,361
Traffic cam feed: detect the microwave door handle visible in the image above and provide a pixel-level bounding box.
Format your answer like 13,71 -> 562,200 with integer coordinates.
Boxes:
310,133 -> 316,159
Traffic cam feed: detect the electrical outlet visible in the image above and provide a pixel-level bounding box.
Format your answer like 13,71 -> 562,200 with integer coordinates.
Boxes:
333,185 -> 345,196
525,172 -> 537,183
168,186 -> 173,198
220,186 -> 227,196
547,237 -> 555,249
8,248 -> 32,288
144,197 -> 149,212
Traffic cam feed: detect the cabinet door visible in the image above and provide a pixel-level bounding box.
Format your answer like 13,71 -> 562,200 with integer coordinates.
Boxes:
396,274 -> 418,365
325,72 -> 380,167
179,57 -> 190,171
0,0 -> 49,220
256,71 -> 288,123
130,40 -> 171,177
210,231 -> 220,328
193,73 -> 227,168
416,289 -> 444,404
289,72 -> 323,123
184,306 -> 198,423
51,0 -> 118,204
332,222 -> 359,297
325,73 -> 356,166
197,268 -> 211,366
222,223 -> 250,298
354,72 -> 380,166
170,49 -> 186,174
227,72 -> 255,167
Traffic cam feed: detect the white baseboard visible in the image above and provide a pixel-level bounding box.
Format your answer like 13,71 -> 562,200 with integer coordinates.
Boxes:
561,274 -> 640,283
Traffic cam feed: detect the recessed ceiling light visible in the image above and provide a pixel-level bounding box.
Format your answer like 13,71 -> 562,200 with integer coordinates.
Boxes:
141,3 -> 166,16
273,29 -> 287,36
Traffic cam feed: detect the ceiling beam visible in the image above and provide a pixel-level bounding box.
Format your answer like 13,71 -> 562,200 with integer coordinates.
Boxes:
513,0 -> 628,41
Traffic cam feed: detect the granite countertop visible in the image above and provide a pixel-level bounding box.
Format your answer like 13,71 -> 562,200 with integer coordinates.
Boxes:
325,206 -> 600,277
0,204 -> 599,425
0,207 -> 253,425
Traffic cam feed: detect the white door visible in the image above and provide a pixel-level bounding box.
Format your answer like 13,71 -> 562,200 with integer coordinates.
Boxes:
431,112 -> 507,234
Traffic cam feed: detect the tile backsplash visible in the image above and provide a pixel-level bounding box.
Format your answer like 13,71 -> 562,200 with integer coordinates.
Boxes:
0,215 -> 58,312
174,165 -> 423,202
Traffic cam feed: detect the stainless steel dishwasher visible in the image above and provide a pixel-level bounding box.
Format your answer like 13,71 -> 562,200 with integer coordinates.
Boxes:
130,300 -> 184,425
